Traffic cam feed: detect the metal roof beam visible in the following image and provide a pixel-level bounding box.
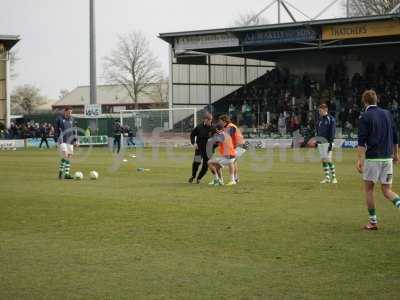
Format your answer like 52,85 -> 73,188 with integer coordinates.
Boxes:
247,0 -> 277,26
390,3 -> 400,14
281,1 -> 297,22
312,0 -> 342,20
282,0 -> 312,20
159,14 -> 400,40
173,40 -> 400,58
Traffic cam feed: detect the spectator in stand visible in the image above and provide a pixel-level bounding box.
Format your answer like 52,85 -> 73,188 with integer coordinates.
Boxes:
228,103 -> 236,121
242,101 -> 253,128
289,112 -> 300,136
85,127 -> 92,137
278,113 -> 286,136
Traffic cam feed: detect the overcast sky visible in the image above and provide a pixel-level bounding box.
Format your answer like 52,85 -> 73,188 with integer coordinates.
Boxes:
1,0 -> 344,100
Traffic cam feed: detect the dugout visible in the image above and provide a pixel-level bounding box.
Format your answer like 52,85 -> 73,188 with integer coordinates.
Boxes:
159,14 -> 400,133
0,35 -> 19,129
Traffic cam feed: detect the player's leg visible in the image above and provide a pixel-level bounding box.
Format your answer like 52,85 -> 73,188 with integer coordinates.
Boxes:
321,160 -> 331,183
58,143 -> 67,179
234,146 -> 246,183
189,150 -> 201,183
318,144 -> 331,183
379,160 -> 400,208
44,138 -> 49,149
327,150 -> 337,184
117,137 -> 121,154
362,160 -> 380,229
207,161 -> 218,183
58,157 -> 66,179
364,181 -> 378,230
113,138 -> 116,153
63,145 -> 74,179
216,166 -> 224,185
381,184 -> 400,207
196,151 -> 209,183
234,161 -> 239,183
208,160 -> 223,186
225,161 -> 236,186
207,160 -> 216,185
113,137 -> 120,153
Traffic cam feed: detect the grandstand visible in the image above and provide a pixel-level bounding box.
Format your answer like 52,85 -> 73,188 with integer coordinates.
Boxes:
159,14 -> 400,139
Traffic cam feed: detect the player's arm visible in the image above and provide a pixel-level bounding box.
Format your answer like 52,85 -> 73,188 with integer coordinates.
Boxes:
72,120 -> 79,147
392,115 -> 399,163
190,126 -> 198,149
227,126 -> 236,139
394,144 -> 399,164
328,118 -> 336,151
357,146 -> 366,173
357,115 -> 368,173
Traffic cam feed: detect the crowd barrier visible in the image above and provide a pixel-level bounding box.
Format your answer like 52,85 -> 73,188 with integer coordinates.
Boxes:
0,136 -> 109,150
0,137 -> 360,150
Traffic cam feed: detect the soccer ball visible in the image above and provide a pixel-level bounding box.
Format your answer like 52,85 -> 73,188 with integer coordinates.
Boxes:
90,171 -> 99,180
74,171 -> 84,180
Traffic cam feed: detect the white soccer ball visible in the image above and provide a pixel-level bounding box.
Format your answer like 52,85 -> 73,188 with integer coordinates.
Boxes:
74,171 -> 84,180
90,171 -> 99,180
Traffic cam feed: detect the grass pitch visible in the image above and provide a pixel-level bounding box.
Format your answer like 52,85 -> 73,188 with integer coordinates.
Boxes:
0,147 -> 399,299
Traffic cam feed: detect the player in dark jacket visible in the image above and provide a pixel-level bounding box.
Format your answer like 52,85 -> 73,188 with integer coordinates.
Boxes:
113,121 -> 123,154
55,107 -> 77,179
39,123 -> 50,149
317,104 -> 337,184
188,112 -> 213,184
357,90 -> 400,230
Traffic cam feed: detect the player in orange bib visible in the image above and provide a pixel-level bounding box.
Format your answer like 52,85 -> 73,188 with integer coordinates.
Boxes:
218,115 -> 246,183
207,121 -> 237,186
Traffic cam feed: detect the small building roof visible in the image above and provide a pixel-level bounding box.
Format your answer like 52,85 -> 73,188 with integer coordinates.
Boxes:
0,35 -> 20,50
53,83 -> 168,107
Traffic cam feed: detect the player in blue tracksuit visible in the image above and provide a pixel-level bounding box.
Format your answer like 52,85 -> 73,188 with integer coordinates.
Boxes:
316,103 -> 337,184
357,90 -> 400,230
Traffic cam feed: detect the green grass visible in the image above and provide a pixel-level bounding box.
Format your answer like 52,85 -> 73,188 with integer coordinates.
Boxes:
0,148 -> 399,300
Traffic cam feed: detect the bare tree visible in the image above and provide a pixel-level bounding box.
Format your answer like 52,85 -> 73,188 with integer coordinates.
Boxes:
233,12 -> 269,27
11,85 -> 46,115
155,76 -> 168,104
103,31 -> 162,109
9,50 -> 19,79
59,89 -> 70,100
346,0 -> 400,16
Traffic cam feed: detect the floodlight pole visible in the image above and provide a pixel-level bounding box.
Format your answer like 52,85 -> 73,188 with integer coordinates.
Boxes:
89,0 -> 97,130
90,0 -> 97,106
5,52 -> 11,128
346,0 -> 350,17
